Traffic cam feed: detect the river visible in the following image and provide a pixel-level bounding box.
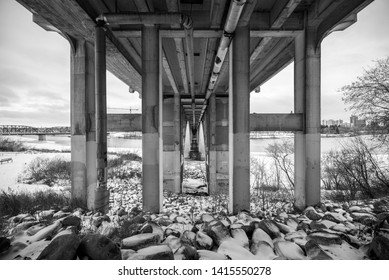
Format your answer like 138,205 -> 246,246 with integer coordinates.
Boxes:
3,134 -> 378,156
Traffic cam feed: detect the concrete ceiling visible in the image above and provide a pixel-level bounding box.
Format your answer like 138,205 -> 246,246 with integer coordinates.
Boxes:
16,0 -> 374,127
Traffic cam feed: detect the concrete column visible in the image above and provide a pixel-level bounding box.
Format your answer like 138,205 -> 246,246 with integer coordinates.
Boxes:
162,98 -> 181,193
294,32 -> 306,210
70,39 -> 96,209
208,93 -> 217,193
189,127 -> 201,160
173,93 -> 181,192
229,26 -> 250,214
305,26 -> 321,206
142,25 -> 161,213
95,21 -> 109,213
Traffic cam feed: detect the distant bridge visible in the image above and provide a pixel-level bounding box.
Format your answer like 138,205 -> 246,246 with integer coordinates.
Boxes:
0,125 -> 71,136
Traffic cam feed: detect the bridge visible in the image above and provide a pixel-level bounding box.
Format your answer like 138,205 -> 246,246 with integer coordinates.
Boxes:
0,125 -> 71,140
15,0 -> 374,213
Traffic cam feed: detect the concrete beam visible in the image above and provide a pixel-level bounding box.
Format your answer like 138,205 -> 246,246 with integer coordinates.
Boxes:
250,113 -> 303,131
107,114 -> 142,132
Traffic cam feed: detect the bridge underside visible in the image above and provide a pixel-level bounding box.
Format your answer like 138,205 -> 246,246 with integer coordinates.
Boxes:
16,0 -> 373,213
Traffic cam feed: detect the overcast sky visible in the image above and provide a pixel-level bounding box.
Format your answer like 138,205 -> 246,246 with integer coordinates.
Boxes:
0,0 -> 388,127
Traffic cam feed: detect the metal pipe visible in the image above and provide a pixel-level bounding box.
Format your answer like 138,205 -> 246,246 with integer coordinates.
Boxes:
97,12 -> 192,29
198,0 -> 247,125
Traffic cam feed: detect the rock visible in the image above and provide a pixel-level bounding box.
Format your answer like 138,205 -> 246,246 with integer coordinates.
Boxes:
155,217 -> 173,227
61,216 -> 81,228
274,241 -> 306,260
204,220 -> 231,246
77,234 -> 121,260
307,231 -> 342,246
121,249 -> 136,260
330,223 -> 351,234
195,231 -> 213,250
251,228 -> 273,247
8,221 -> 38,236
26,224 -> 46,236
285,218 -> 298,230
218,239 -> 256,260
121,233 -> 161,250
304,207 -> 323,220
275,222 -> 293,234
130,215 -> 146,225
305,240 -> 333,260
163,235 -> 182,253
284,230 -> 307,242
37,234 -> 80,260
201,213 -> 215,223
37,210 -> 55,220
0,242 -> 27,260
310,220 -> 337,231
175,245 -> 199,260
231,228 -> 249,249
117,208 -> 127,217
15,240 -> 50,260
368,229 -> 389,260
323,212 -> 347,223
350,212 -> 377,223
257,220 -> 282,239
96,221 -> 118,239
0,237 -> 11,254
251,242 -> 277,259
373,198 -> 389,213
140,222 -> 164,240
164,228 -> 181,238
53,211 -> 69,219
198,250 -> 228,260
12,221 -> 61,245
127,245 -> 174,260
349,206 -> 362,212
181,230 -> 196,247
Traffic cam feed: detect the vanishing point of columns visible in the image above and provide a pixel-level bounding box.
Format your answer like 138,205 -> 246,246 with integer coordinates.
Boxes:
69,16 -> 323,214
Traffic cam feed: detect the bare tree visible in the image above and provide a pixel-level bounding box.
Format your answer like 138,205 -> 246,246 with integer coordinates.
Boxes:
341,57 -> 389,144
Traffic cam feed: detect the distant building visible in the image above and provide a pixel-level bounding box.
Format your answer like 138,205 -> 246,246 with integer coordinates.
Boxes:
350,115 -> 366,127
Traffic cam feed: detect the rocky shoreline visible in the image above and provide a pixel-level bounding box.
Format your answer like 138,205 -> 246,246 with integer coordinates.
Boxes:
1,195 -> 388,260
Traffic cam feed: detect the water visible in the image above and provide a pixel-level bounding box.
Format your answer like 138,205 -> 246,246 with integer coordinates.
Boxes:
4,134 -> 373,155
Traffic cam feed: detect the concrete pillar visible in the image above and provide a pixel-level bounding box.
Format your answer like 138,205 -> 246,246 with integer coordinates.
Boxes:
305,26 -> 321,206
294,32 -> 306,210
229,26 -> 250,214
70,39 -> 96,209
142,25 -> 161,213
173,93 -> 181,192
163,97 -> 181,193
95,21 -> 109,213
208,93 -> 217,193
38,134 -> 46,141
189,127 -> 201,160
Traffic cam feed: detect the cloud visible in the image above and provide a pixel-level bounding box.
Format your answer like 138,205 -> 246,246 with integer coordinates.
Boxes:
0,86 -> 20,106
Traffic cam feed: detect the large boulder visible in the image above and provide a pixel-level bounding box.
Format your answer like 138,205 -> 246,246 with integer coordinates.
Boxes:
37,234 -> 80,260
127,245 -> 174,260
257,220 -> 282,239
368,229 -> 389,260
121,233 -> 160,250
0,237 -> 11,254
77,234 -> 121,260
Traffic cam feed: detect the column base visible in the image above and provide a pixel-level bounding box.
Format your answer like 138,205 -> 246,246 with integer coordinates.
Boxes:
189,150 -> 202,160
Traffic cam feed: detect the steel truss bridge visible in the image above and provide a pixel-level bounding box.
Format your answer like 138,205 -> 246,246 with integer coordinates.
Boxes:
0,125 -> 70,135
